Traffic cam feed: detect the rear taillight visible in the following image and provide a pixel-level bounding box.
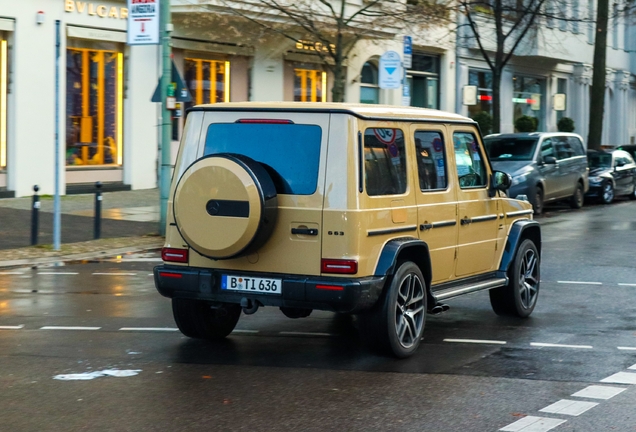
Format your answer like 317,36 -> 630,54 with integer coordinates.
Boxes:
161,248 -> 188,263
158,272 -> 183,279
321,259 -> 358,275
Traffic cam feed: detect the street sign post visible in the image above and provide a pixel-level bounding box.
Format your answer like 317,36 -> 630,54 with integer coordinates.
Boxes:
127,0 -> 160,45
403,36 -> 412,69
379,51 -> 402,90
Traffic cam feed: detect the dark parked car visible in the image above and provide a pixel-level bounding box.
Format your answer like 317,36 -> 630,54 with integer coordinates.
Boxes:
586,149 -> 636,204
617,145 -> 636,161
484,133 -> 589,214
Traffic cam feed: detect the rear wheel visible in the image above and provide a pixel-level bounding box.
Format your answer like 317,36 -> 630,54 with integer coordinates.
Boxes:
359,261 -> 426,358
599,181 -> 614,204
490,239 -> 540,318
629,184 -> 636,200
570,182 -> 584,209
172,298 -> 241,339
533,187 -> 544,215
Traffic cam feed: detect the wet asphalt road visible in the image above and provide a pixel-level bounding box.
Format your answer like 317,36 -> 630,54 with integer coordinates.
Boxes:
1,201 -> 636,431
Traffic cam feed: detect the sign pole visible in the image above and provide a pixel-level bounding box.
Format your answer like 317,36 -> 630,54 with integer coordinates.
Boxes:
159,0 -> 172,236
53,20 -> 61,251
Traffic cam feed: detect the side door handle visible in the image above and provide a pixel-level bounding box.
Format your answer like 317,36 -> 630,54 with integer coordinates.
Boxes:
460,217 -> 472,226
291,228 -> 318,236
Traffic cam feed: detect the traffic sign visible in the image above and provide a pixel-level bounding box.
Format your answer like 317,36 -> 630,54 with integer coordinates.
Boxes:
379,51 -> 402,90
403,36 -> 412,69
127,0 -> 160,45
151,59 -> 192,103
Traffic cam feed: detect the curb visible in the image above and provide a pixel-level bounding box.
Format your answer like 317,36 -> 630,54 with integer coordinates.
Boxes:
0,243 -> 163,269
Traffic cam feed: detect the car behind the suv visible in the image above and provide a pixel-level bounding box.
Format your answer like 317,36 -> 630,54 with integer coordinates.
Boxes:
154,103 -> 541,358
484,133 -> 589,214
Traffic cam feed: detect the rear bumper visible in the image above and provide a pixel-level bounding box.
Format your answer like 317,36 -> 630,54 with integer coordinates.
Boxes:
153,265 -> 386,314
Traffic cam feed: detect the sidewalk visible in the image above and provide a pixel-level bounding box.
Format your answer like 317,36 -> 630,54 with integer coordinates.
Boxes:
0,189 -> 164,267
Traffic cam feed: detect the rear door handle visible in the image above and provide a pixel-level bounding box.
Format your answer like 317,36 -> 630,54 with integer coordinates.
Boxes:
291,228 -> 318,236
460,217 -> 472,226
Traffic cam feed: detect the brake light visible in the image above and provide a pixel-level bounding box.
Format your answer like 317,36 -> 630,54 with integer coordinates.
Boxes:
321,259 -> 358,275
159,272 -> 183,279
236,119 -> 294,124
316,284 -> 344,291
161,248 -> 188,263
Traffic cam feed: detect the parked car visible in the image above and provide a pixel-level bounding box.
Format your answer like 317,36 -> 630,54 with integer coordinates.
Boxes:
617,144 -> 636,161
484,133 -> 589,214
154,102 -> 541,359
586,149 -> 636,203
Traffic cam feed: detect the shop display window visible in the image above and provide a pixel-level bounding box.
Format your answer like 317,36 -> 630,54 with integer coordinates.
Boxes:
467,69 -> 493,119
513,75 -> 546,131
0,34 -> 7,169
294,68 -> 326,102
66,45 -> 123,167
185,58 -> 230,110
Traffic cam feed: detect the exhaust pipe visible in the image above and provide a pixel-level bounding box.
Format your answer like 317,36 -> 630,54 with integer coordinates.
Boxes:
240,297 -> 260,315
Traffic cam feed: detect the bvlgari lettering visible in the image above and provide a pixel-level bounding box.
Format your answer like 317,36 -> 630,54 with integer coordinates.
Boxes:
65,1 -> 128,19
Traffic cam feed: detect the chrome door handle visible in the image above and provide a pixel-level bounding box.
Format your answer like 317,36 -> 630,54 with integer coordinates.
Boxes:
460,217 -> 472,226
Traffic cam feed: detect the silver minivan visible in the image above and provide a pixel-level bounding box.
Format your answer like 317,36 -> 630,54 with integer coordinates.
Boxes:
484,133 -> 589,214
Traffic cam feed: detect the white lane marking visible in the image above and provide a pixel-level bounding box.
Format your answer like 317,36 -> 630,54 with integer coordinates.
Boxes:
618,283 -> 636,287
0,325 -> 24,330
530,342 -> 593,349
557,281 -> 602,285
600,372 -> 636,385
0,272 -> 24,275
279,331 -> 332,337
37,272 -> 79,275
444,338 -> 507,345
618,346 -> 636,351
231,329 -> 259,334
148,273 -> 154,276
93,272 -> 138,276
499,416 -> 566,432
40,326 -> 100,331
54,369 -> 142,381
571,385 -> 627,400
629,364 -> 636,370
119,327 -> 178,332
539,399 -> 598,416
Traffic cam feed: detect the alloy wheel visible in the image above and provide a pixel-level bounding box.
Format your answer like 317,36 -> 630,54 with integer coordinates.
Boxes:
602,182 -> 614,203
518,248 -> 539,310
394,273 -> 425,349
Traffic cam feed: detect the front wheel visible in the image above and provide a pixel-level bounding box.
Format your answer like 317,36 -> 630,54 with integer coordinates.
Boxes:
570,182 -> 584,209
490,239 -> 540,318
599,181 -> 614,204
359,261 -> 427,358
533,187 -> 544,215
172,298 -> 241,340
629,184 -> 636,200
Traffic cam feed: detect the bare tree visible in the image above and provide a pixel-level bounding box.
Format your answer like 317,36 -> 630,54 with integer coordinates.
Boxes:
587,0 -> 609,151
215,0 -> 451,102
458,0 -> 552,133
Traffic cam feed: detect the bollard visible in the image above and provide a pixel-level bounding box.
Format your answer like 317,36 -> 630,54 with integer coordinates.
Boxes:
94,181 -> 102,240
31,185 -> 40,246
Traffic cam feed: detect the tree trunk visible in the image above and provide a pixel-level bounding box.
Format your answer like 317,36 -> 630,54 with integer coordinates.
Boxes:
332,63 -> 346,103
587,0 -> 609,151
491,69 -> 502,134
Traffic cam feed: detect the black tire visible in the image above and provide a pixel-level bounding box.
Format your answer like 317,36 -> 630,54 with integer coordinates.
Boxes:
359,261 -> 427,358
172,298 -> 241,339
599,181 -> 614,204
533,187 -> 544,215
490,239 -> 540,318
629,184 -> 636,200
570,182 -> 584,209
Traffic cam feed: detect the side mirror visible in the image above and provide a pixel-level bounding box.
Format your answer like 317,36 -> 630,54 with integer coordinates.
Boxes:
490,170 -> 512,194
544,156 -> 557,164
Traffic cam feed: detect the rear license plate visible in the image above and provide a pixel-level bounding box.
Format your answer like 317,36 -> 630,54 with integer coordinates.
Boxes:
221,275 -> 282,295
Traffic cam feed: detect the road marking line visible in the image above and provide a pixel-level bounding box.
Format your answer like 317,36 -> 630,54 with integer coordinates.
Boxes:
557,281 -> 602,285
148,273 -> 154,276
499,416 -> 566,432
231,329 -> 259,334
444,338 -> 507,345
37,272 -> 79,275
629,364 -> 636,370
0,272 -> 24,275
119,327 -> 178,332
618,346 -> 636,351
40,326 -> 100,331
279,331 -> 332,337
571,385 -> 627,400
539,399 -> 598,416
0,325 -> 24,330
531,342 -> 593,349
92,273 -> 137,276
618,283 -> 636,287
600,372 -> 636,385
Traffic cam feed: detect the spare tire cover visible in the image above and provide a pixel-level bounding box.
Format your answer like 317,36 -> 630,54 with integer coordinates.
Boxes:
174,153 -> 278,260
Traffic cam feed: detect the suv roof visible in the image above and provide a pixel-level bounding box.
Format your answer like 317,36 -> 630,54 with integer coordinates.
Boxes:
189,102 -> 474,123
485,132 -> 583,139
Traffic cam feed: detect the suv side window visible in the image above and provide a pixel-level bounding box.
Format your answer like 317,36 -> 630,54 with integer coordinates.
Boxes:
540,138 -> 555,161
364,128 -> 407,196
554,136 -> 575,160
414,131 -> 447,191
567,137 -> 585,156
453,131 -> 487,188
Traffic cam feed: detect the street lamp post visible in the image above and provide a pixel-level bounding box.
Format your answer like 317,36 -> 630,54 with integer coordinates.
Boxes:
159,0 -> 172,236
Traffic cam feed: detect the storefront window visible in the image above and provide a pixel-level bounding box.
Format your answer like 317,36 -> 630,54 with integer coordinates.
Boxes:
467,69 -> 493,119
556,78 -> 567,123
360,62 -> 379,104
513,75 -> 546,131
408,54 -> 440,109
0,35 -> 7,169
66,46 -> 123,166
185,58 -> 230,110
294,68 -> 326,102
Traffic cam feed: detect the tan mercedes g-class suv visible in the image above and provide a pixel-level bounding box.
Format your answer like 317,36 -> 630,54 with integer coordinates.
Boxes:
154,103 -> 541,358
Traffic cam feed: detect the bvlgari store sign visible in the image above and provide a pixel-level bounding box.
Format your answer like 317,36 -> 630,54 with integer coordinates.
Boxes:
64,1 -> 129,19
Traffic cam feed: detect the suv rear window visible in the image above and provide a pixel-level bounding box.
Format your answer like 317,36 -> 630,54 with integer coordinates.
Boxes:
204,123 -> 322,195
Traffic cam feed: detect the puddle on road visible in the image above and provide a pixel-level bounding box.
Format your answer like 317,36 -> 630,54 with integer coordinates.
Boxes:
53,369 -> 142,381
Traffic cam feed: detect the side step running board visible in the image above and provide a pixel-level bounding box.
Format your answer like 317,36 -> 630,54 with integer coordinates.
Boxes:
433,278 -> 508,302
